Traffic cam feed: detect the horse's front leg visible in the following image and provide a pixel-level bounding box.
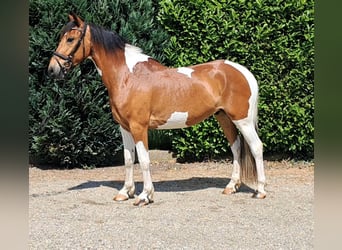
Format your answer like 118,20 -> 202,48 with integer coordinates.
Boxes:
130,126 -> 154,206
113,126 -> 136,201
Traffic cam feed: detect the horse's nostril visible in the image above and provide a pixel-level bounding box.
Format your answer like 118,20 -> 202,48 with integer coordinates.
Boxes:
48,67 -> 55,77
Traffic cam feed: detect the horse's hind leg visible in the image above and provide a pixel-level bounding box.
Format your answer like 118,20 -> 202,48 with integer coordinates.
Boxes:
214,111 -> 242,194
113,126 -> 136,201
233,118 -> 266,198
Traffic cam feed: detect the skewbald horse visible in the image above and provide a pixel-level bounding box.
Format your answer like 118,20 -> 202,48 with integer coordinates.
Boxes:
48,13 -> 266,206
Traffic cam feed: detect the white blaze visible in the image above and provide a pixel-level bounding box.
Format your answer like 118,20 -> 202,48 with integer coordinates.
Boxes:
124,44 -> 150,73
177,67 -> 194,78
157,112 -> 189,129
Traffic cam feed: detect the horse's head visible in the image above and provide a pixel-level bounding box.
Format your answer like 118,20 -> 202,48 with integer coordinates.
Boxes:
48,12 -> 90,79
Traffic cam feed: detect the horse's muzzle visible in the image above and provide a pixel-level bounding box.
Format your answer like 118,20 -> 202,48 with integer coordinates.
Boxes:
48,64 -> 65,80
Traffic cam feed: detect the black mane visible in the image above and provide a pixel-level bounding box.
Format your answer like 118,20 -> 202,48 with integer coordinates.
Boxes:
60,21 -> 126,53
89,24 -> 126,53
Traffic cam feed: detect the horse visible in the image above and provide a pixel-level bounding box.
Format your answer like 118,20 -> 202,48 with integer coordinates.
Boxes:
48,12 -> 266,206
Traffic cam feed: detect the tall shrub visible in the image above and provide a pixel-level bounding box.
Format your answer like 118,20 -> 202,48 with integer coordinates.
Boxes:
29,0 -> 170,167
158,0 -> 314,161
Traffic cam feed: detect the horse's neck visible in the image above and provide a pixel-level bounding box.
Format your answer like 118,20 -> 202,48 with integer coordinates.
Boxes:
90,45 -> 128,89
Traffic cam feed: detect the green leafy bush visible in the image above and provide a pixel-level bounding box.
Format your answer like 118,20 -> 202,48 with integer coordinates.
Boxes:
29,0 -> 170,167
172,117 -> 228,162
158,0 -> 314,161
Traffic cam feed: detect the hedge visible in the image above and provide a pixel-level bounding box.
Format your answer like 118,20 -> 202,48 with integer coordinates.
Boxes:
158,0 -> 314,161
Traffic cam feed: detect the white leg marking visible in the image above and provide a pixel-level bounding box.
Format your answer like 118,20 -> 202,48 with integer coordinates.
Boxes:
231,136 -> 241,184
135,141 -> 154,202
124,44 -> 150,73
118,126 -> 136,198
226,136 -> 241,191
157,112 -> 189,129
177,67 -> 194,78
233,118 -> 266,195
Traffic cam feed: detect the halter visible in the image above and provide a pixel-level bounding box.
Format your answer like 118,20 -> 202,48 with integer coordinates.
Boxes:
53,23 -> 88,74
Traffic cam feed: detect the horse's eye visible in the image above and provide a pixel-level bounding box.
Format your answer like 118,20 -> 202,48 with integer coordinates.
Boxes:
66,37 -> 74,43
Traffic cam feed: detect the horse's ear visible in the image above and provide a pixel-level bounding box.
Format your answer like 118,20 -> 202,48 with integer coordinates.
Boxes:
68,11 -> 84,27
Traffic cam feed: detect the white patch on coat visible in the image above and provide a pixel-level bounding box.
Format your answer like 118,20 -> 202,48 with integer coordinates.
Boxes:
224,60 -> 258,123
87,56 -> 102,76
124,44 -> 150,73
157,112 -> 189,129
135,141 -> 150,167
177,67 -> 194,78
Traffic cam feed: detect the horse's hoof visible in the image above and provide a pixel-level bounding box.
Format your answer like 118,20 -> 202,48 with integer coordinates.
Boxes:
222,183 -> 240,195
252,191 -> 266,199
113,193 -> 130,201
133,198 -> 153,206
222,187 -> 236,195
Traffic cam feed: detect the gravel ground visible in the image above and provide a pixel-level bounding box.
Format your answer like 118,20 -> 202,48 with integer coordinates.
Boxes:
29,151 -> 314,249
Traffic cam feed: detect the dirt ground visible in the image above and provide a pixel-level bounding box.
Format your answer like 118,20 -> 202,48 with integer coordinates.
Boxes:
29,151 -> 314,249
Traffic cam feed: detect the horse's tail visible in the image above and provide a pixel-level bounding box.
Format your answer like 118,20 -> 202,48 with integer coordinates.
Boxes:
239,134 -> 257,183
239,91 -> 259,184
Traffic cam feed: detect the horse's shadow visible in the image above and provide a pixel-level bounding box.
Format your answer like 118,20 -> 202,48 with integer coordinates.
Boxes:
68,177 -> 256,194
